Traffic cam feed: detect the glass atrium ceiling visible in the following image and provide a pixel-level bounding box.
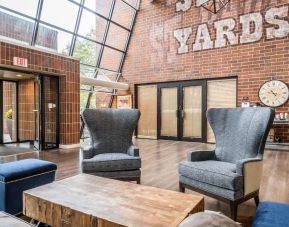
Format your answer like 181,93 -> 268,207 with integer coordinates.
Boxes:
0,0 -> 139,110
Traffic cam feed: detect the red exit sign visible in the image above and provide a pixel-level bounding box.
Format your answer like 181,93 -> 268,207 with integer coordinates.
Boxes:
13,57 -> 28,67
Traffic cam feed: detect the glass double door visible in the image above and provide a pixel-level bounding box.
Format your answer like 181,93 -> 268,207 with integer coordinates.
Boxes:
0,74 -> 59,150
157,81 -> 206,142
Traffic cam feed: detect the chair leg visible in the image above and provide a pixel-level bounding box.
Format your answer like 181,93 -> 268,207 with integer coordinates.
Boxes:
229,201 -> 238,221
254,194 -> 260,206
137,177 -> 141,184
179,182 -> 185,193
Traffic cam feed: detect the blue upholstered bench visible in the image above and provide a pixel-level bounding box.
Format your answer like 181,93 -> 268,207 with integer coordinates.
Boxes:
0,159 -> 57,215
253,202 -> 289,227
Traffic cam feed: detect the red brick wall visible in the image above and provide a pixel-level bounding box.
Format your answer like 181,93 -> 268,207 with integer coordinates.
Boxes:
0,41 -> 80,145
18,79 -> 35,141
121,0 -> 289,142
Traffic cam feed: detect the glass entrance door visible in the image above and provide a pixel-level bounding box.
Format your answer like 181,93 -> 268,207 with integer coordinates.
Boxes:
41,76 -> 59,150
1,81 -> 18,144
158,84 -> 179,140
157,81 -> 206,142
181,81 -> 206,142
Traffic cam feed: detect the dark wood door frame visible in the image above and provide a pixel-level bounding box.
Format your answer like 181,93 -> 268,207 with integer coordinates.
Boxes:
180,80 -> 207,142
40,75 -> 60,150
157,82 -> 180,141
157,80 -> 207,142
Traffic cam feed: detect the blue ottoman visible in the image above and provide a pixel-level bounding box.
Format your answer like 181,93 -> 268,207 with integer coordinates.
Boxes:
253,202 -> 289,227
0,159 -> 57,215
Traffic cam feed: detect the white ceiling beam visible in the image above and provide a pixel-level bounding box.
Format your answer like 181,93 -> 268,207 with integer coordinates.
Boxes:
80,77 -> 129,90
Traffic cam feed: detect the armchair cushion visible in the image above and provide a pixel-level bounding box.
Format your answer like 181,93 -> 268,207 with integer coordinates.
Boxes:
82,153 -> 141,172
179,160 -> 243,191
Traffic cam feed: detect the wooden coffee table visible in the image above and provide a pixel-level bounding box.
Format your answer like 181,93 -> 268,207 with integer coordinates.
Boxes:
23,174 -> 204,227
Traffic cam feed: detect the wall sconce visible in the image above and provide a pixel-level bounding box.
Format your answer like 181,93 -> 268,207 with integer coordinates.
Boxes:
196,0 -> 231,14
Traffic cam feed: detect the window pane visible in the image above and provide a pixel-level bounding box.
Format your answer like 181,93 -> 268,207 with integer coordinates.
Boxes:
100,47 -> 123,71
80,64 -> 96,78
80,91 -> 89,112
207,79 -> 237,143
106,23 -> 129,50
137,85 -> 157,139
123,0 -> 138,8
41,0 -> 79,32
96,68 -> 118,81
36,24 -> 72,54
0,0 -> 38,17
95,93 -> 111,108
78,9 -> 107,43
112,0 -> 134,28
0,9 -> 34,44
73,37 -> 101,66
84,0 -> 113,18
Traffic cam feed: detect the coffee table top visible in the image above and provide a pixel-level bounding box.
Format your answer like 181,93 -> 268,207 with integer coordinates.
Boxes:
24,174 -> 204,227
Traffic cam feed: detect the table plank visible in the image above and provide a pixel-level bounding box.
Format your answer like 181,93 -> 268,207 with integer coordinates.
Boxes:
24,174 -> 204,227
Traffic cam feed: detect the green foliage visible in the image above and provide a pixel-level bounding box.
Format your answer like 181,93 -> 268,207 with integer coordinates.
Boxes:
6,109 -> 13,119
71,29 -> 98,66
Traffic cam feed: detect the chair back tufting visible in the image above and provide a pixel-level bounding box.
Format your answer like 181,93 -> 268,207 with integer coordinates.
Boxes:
207,107 -> 274,163
82,108 -> 140,154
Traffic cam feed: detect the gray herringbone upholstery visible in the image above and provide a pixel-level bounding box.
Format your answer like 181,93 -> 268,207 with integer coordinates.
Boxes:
179,107 -> 274,200
81,108 -> 141,181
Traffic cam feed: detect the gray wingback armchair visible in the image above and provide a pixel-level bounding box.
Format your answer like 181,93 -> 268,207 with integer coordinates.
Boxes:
179,107 -> 274,220
81,108 -> 141,184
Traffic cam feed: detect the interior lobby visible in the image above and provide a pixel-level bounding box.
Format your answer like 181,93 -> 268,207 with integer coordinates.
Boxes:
0,0 -> 289,226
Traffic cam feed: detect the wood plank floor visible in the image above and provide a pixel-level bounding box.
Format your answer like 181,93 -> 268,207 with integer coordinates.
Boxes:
38,139 -> 289,224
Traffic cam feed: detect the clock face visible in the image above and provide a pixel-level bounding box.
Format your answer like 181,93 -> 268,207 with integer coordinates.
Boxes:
259,80 -> 289,107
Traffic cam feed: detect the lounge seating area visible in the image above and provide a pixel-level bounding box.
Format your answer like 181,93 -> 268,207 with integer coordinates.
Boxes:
1,0 -> 289,226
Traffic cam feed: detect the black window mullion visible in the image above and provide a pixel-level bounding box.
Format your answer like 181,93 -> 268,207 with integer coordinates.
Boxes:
31,0 -> 44,46
69,0 -> 85,56
108,6 -> 137,108
80,0 -> 116,137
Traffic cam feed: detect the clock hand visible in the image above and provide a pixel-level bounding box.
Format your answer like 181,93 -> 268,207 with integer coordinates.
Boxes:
270,90 -> 277,96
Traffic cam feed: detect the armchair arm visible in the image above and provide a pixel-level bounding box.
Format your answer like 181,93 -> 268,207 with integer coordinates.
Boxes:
187,150 -> 215,162
81,146 -> 95,159
127,145 -> 140,157
236,157 -> 263,195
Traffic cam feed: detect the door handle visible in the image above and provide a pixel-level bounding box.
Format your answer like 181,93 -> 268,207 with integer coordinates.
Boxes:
180,110 -> 184,118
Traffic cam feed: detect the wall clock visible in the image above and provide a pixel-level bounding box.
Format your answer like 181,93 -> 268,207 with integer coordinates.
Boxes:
259,80 -> 289,107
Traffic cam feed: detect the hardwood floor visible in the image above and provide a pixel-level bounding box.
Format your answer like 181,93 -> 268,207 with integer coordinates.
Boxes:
38,139 -> 289,224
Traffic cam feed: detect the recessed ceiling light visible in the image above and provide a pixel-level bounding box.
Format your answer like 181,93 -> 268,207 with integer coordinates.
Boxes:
16,74 -> 23,77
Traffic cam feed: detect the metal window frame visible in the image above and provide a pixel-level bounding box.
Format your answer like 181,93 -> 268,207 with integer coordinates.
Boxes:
0,0 -> 140,139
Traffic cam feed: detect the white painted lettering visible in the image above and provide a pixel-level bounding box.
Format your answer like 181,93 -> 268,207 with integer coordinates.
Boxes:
193,24 -> 213,51
214,18 -> 238,48
240,13 -> 263,44
174,27 -> 193,54
176,0 -> 192,12
265,6 -> 289,39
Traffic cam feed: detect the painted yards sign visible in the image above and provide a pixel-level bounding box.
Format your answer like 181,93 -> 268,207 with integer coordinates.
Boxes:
174,4 -> 289,54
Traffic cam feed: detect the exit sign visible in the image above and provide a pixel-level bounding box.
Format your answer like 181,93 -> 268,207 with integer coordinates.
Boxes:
13,57 -> 28,67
